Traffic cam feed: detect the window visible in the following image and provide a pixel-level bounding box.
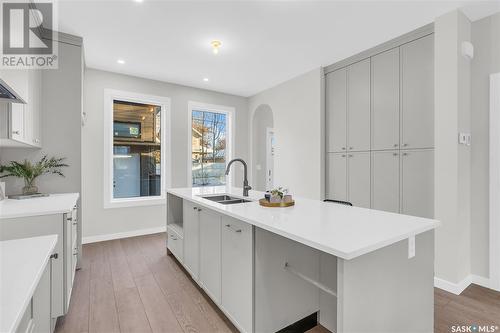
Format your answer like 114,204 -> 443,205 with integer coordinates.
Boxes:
188,102 -> 234,187
104,90 -> 171,208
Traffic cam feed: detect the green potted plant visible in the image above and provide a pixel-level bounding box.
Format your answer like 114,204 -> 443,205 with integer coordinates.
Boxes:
0,155 -> 68,195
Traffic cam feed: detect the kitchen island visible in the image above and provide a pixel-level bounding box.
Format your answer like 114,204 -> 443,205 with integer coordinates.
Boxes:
166,186 -> 440,333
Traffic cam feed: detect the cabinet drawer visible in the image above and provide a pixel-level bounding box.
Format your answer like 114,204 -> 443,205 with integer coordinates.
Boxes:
167,226 -> 183,262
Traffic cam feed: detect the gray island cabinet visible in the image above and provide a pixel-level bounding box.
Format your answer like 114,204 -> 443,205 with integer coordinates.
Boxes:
167,186 -> 438,333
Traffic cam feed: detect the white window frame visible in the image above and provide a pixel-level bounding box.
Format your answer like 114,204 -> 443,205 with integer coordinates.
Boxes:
187,101 -> 235,188
103,89 -> 172,208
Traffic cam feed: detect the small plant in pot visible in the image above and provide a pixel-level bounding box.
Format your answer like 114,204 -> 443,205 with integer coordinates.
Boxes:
0,155 -> 68,195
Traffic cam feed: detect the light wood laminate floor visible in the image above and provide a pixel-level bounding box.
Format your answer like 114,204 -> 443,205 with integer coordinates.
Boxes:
56,233 -> 500,333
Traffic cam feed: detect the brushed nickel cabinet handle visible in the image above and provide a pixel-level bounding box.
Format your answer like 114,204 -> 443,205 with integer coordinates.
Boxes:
12,130 -> 20,135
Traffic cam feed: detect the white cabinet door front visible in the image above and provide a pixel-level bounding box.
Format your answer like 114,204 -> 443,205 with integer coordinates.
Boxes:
347,59 -> 371,151
326,153 -> 347,201
347,152 -> 371,208
401,34 -> 434,149
326,68 -> 347,152
199,208 -> 221,304
401,149 -> 434,218
221,216 -> 253,333
183,200 -> 200,280
372,150 -> 400,213
372,48 -> 400,150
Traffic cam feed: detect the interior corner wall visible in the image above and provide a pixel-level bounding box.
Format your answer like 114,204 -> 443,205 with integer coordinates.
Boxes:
434,10 -> 472,284
248,68 -> 323,200
470,12 -> 500,278
82,69 -> 248,240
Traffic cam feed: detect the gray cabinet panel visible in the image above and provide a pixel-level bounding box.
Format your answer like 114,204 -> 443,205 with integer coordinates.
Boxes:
401,149 -> 434,218
326,153 -> 347,201
183,200 -> 199,280
199,208 -> 221,304
347,59 -> 371,151
372,150 -> 400,213
326,68 -> 347,152
372,48 -> 400,150
33,262 -> 52,333
347,152 -> 370,208
401,35 -> 434,149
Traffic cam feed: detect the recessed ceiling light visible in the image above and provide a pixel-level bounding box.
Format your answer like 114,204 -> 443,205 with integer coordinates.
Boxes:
117,59 -> 125,64
203,78 -> 209,82
210,40 -> 222,55
134,0 -> 143,2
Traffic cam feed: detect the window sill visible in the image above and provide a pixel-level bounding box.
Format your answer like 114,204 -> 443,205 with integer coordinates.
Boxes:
104,195 -> 166,209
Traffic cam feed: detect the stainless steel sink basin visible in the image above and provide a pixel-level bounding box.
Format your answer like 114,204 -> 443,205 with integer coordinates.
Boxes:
200,194 -> 251,205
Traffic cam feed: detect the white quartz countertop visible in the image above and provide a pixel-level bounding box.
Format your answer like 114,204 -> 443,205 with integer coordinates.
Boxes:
167,186 -> 440,260
0,193 -> 79,219
0,235 -> 58,333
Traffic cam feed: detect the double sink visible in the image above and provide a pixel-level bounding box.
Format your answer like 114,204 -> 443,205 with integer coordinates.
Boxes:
200,194 -> 252,205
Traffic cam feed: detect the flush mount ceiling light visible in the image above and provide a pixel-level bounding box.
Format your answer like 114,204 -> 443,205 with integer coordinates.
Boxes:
117,59 -> 125,64
210,40 -> 222,54
203,78 -> 209,82
134,0 -> 143,3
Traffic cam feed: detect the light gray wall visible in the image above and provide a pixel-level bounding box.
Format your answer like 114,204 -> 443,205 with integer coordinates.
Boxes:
470,12 -> 500,278
0,41 -> 83,198
434,10 -> 472,283
248,68 -> 324,199
82,69 -> 248,239
251,105 -> 273,191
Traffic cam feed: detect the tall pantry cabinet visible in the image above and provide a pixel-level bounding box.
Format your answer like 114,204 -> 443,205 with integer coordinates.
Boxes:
325,32 -> 434,218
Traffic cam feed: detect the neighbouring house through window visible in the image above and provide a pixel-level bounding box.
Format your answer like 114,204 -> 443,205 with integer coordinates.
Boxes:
191,107 -> 231,187
113,100 -> 162,198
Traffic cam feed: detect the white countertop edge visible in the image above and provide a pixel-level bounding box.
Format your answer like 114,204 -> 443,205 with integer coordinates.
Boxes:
0,193 -> 79,219
1,235 -> 58,333
167,188 -> 439,260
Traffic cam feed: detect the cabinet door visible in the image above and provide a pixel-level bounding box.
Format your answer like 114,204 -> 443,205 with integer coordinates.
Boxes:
372,150 -> 400,213
183,200 -> 200,280
33,262 -> 51,333
347,152 -> 370,208
372,48 -> 400,150
221,216 -> 253,333
347,59 -> 371,151
401,149 -> 434,218
28,69 -> 42,146
326,153 -> 347,201
401,35 -> 434,149
199,208 -> 221,304
326,68 -> 347,152
10,102 -> 25,141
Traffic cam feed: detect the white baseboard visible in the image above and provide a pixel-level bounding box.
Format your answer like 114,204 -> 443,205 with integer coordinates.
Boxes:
82,226 -> 166,244
434,274 -> 492,295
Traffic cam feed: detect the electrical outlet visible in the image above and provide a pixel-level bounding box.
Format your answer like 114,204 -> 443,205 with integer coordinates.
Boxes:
408,235 -> 415,259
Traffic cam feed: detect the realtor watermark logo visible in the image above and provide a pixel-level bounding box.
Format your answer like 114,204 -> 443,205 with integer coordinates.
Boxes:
1,1 -> 58,69
451,325 -> 499,332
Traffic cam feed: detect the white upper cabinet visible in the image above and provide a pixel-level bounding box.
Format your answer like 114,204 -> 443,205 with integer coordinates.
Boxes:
401,35 -> 434,149
372,48 -> 400,150
326,68 -> 347,152
0,69 -> 42,148
347,59 -> 371,152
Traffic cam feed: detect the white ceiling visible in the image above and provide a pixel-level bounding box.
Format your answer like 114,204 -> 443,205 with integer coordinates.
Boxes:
56,0 -> 500,97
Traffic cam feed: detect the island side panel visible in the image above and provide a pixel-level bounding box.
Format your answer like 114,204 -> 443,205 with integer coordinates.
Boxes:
254,228 -> 321,333
337,230 -> 434,333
